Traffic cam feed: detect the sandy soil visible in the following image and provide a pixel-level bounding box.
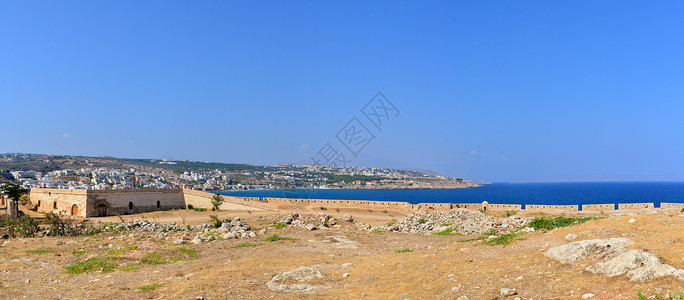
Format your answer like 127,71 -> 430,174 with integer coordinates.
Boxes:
1,207 -> 684,299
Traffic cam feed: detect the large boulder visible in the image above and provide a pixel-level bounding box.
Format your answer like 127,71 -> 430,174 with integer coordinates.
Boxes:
587,249 -> 684,282
544,238 -> 634,263
266,266 -> 330,293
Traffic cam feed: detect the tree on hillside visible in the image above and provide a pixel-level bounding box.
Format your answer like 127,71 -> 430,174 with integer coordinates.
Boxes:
1,182 -> 28,217
211,192 -> 224,211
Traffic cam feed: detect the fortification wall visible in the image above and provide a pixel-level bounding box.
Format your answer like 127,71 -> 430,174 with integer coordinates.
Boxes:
87,188 -> 185,217
526,204 -> 578,212
661,203 -> 684,210
262,197 -> 413,212
618,203 -> 654,210
582,204 -> 615,211
30,188 -> 89,217
486,204 -> 523,211
182,189 -> 271,211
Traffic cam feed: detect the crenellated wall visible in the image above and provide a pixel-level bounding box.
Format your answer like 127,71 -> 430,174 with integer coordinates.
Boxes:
618,203 -> 654,210
526,204 -> 578,212
581,204 -> 615,211
661,203 -> 684,210
27,188 -> 684,217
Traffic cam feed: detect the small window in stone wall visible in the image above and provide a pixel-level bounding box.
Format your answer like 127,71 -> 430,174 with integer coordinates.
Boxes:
53,202 -> 57,209
156,201 -> 160,208
129,202 -> 133,210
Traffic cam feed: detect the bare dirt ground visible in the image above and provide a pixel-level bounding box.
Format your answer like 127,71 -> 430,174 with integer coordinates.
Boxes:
1,207 -> 684,299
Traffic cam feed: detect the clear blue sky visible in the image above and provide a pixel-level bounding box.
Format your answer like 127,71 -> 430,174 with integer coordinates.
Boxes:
2,1 -> 684,182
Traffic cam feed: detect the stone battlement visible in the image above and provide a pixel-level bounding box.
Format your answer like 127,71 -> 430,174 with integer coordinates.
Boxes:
28,188 -> 684,217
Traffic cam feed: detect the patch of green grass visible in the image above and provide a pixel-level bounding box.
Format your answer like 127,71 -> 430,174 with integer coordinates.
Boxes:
72,249 -> 92,257
263,234 -> 297,242
119,265 -> 138,272
141,252 -> 188,265
320,207 -> 327,210
368,209 -> 373,212
173,246 -> 198,258
265,223 -> 288,229
527,216 -> 600,231
232,242 -> 263,248
65,257 -> 118,274
481,232 -> 524,247
395,248 -> 414,253
24,248 -> 58,254
372,228 -> 384,233
417,219 -> 427,224
138,283 -> 163,291
382,210 -> 388,213
105,245 -> 138,255
193,207 -> 207,212
433,227 -> 461,236
458,236 -> 488,243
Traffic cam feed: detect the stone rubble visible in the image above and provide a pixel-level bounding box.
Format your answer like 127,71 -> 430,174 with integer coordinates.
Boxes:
367,209 -> 530,235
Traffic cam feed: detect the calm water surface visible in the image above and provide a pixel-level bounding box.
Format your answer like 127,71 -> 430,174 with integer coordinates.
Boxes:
221,182 -> 684,209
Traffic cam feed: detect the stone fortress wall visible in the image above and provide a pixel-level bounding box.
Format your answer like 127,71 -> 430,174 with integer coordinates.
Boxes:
28,188 -> 684,218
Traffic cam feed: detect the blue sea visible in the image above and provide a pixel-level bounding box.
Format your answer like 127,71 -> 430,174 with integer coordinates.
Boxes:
221,182 -> 684,210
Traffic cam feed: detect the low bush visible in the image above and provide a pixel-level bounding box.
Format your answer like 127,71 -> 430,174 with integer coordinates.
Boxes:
395,248 -> 413,253
527,216 -> 599,231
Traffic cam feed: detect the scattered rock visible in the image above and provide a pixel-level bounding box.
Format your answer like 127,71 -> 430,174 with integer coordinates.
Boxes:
398,292 -> 408,297
544,238 -> 634,263
500,288 -> 518,296
266,266 -> 330,293
456,296 -> 469,300
628,218 -> 636,223
587,249 -> 684,281
565,233 -> 578,241
342,273 -> 349,277
582,293 -> 595,299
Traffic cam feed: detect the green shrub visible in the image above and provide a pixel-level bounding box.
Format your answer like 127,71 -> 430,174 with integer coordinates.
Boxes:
417,219 -> 427,224
0,214 -> 39,237
186,204 -> 194,209
209,215 -> 229,228
527,216 -> 599,231
193,207 -> 207,212
65,257 -> 118,274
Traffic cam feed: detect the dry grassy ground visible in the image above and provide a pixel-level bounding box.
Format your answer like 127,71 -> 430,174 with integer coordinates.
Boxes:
1,207 -> 683,299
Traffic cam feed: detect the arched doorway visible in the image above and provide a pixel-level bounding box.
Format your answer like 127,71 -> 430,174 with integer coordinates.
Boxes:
71,204 -> 79,216
97,204 -> 107,217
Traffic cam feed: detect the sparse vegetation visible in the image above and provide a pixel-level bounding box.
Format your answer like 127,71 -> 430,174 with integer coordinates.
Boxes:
72,249 -> 92,257
527,216 -> 600,231
320,206 -> 327,210
264,234 -> 296,242
209,215 -> 229,228
433,227 -> 460,236
504,210 -> 517,217
481,232 -> 524,247
141,252 -> 187,265
417,218 -> 427,224
65,257 -> 118,274
106,245 -> 137,255
24,248 -> 58,254
186,204 -> 194,209
119,265 -> 138,272
232,242 -> 262,248
395,248 -> 413,253
211,192 -> 224,211
138,283 -> 163,291
173,246 -> 198,258
265,223 -> 287,229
